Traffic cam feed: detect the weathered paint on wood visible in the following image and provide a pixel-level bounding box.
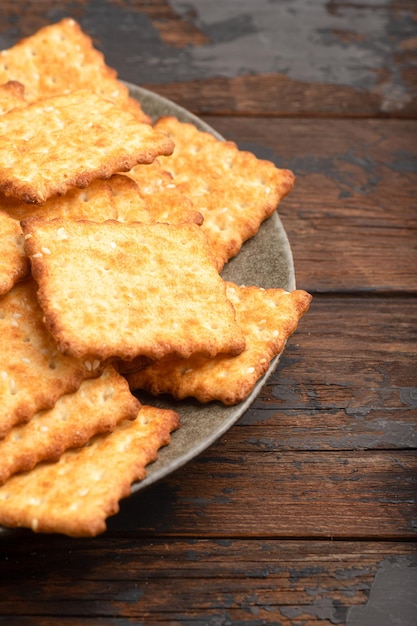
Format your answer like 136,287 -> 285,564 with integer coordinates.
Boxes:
0,0 -> 415,115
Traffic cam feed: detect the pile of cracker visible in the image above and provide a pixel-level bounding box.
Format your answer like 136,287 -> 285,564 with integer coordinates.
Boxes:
0,19 -> 311,537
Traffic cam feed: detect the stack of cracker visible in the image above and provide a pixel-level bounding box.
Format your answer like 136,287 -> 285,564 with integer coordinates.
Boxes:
0,19 -> 311,537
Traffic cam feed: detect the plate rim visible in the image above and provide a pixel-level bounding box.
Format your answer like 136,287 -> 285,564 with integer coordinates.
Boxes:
0,86 -> 297,534
126,83 -> 296,493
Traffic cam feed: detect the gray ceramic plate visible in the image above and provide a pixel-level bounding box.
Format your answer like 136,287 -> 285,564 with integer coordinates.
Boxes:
127,84 -> 296,493
0,85 -> 296,536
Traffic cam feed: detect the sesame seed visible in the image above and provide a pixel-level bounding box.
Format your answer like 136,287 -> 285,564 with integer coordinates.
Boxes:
41,246 -> 51,255
246,367 -> 255,374
32,252 -> 43,259
57,227 -> 68,240
24,234 -> 32,240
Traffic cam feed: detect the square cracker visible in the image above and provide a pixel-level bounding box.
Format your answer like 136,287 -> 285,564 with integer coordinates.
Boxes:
0,89 -> 174,204
0,405 -> 180,537
0,179 -> 118,294
22,218 -> 246,362
0,365 -> 141,485
0,209 -> 28,297
0,279 -> 99,438
128,283 -> 312,405
154,116 -> 295,270
0,18 -> 150,123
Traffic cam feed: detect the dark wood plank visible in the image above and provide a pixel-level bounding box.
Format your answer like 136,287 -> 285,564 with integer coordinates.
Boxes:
0,539 -> 415,624
104,448 -> 416,538
0,0 -> 415,117
208,117 -> 417,294
244,296 -> 417,451
144,73 -> 417,119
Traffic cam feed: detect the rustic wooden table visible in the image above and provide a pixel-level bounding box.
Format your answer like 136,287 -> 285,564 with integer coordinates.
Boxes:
0,1 -> 416,624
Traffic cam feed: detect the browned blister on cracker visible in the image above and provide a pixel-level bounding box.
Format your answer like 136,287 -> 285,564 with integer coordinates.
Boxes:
0,280 -> 100,438
109,169 -> 202,226
22,218 -> 246,362
0,405 -> 179,537
128,283 -> 312,405
127,160 -> 204,225
0,80 -> 26,115
0,365 -> 141,485
154,116 -> 295,270
0,89 -> 174,204
0,18 -> 150,122
107,174 -> 154,223
0,210 -> 28,296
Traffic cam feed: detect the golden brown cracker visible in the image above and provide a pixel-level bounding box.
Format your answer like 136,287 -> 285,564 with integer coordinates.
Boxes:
0,279 -> 100,438
22,218 -> 246,362
2,179 -> 117,222
0,366 -> 141,485
0,405 -> 180,537
0,180 -> 117,295
0,210 -> 28,296
0,18 -> 150,123
0,80 -> 26,115
0,89 -> 174,204
154,116 -> 295,269
128,283 -> 312,405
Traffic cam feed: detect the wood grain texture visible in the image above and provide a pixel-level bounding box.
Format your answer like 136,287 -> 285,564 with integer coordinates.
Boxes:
211,117 -> 417,294
0,0 -> 416,116
144,73 -> 417,118
0,539 -> 416,624
242,297 -> 417,451
105,450 -> 416,538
